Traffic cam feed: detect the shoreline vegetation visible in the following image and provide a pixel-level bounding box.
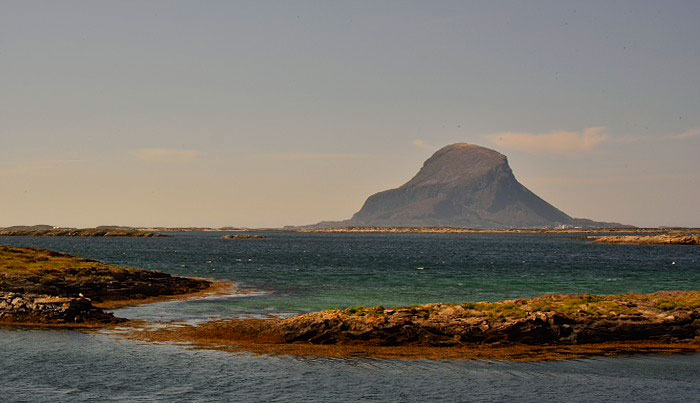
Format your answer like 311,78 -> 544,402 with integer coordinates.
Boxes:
1,246 -> 698,361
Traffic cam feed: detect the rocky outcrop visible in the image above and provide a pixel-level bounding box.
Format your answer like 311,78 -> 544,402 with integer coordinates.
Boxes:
343,144 -> 620,229
126,292 -> 700,361
0,292 -> 122,325
595,235 -> 700,245
0,246 -> 211,303
222,235 -> 267,240
279,293 -> 700,346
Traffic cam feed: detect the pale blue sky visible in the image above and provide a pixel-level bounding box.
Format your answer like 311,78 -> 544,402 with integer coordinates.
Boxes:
1,1 -> 698,227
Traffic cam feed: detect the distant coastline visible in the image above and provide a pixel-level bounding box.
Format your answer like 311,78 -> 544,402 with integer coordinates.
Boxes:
291,227 -> 700,235
0,227 -> 166,237
4,225 -> 700,237
594,235 -> 700,245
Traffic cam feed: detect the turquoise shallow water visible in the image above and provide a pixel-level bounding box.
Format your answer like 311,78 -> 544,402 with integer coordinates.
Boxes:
1,232 -> 699,401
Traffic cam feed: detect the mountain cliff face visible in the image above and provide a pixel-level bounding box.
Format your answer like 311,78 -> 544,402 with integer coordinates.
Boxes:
348,144 -> 584,228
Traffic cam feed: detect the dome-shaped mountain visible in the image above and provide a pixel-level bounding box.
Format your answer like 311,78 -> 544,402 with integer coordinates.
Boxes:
348,144 -> 578,228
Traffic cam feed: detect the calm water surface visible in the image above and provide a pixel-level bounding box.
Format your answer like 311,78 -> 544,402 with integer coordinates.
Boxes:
1,233 -> 699,401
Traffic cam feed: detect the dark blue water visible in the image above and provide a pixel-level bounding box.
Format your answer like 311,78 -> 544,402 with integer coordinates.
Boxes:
1,233 -> 699,401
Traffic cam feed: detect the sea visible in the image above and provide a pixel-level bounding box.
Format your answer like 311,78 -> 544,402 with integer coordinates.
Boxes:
1,232 -> 699,402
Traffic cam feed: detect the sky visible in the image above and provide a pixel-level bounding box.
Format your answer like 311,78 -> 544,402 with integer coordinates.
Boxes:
1,0 -> 699,228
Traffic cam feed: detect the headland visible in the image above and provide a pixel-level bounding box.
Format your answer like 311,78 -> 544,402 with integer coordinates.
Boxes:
0,246 -> 230,326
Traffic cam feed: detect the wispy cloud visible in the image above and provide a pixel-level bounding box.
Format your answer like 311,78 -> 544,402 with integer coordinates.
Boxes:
131,148 -> 204,163
524,173 -> 689,187
0,159 -> 83,176
668,128 -> 700,140
258,153 -> 374,161
487,127 -> 608,154
413,139 -> 438,151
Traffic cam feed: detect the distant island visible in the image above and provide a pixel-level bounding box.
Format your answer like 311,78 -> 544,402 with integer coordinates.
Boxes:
0,226 -> 166,237
295,227 -> 700,235
222,234 -> 267,240
301,143 -> 631,230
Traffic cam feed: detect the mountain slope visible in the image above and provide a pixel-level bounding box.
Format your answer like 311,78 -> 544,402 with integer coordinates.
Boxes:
347,143 -> 592,228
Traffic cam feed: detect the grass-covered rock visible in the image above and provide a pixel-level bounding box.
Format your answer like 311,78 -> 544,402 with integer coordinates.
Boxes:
0,246 -> 210,303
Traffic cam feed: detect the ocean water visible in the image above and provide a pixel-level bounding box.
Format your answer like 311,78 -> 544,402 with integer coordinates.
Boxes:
1,232 -> 699,401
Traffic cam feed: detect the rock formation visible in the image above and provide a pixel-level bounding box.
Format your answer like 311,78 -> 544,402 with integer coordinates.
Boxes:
0,246 -> 211,303
346,143 -> 613,228
280,293 -> 700,346
0,292 -> 122,325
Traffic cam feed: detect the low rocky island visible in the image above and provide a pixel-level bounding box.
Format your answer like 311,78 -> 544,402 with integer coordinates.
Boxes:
0,227 -> 167,237
222,234 -> 267,240
130,292 -> 700,361
594,235 -> 700,245
0,246 -> 223,326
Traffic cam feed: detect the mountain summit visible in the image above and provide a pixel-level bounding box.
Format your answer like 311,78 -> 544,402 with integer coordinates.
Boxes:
347,143 -> 597,228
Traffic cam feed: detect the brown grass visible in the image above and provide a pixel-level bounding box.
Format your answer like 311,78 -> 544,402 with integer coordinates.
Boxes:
342,292 -> 700,321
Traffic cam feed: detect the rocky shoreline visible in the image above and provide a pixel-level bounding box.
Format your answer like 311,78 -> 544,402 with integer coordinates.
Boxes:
0,246 -> 221,326
279,293 -> 700,346
0,292 -> 122,327
128,292 -> 700,361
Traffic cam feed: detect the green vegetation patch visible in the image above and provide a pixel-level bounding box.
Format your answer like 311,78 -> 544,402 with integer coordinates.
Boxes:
339,292 -> 700,323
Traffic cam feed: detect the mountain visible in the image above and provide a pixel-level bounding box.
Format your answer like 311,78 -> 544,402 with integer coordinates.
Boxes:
341,143 -> 617,229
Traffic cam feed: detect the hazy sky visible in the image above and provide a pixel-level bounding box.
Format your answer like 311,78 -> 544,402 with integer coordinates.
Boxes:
1,1 -> 699,228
